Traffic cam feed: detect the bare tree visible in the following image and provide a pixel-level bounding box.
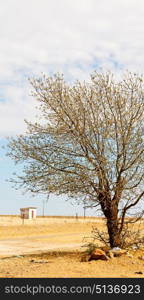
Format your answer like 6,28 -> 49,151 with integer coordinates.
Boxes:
7,71 -> 144,248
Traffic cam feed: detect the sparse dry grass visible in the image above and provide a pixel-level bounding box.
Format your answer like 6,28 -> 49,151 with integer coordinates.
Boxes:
0,216 -> 143,278
0,216 -> 105,239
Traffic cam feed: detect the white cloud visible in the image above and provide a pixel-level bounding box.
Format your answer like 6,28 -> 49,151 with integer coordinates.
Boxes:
0,84 -> 37,136
0,0 -> 144,136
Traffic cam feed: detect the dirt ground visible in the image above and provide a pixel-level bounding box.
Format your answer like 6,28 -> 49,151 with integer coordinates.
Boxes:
0,216 -> 144,278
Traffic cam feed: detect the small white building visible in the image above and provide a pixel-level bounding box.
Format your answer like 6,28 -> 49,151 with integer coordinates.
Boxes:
20,207 -> 37,219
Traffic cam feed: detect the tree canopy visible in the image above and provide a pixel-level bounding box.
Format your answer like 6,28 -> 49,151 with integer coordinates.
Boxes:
7,71 -> 144,247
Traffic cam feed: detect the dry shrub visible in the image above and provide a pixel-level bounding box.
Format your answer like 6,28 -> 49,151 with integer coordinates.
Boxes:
119,224 -> 144,249
83,223 -> 144,251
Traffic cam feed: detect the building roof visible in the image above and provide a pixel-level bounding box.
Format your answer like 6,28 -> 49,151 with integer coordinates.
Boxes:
20,207 -> 37,210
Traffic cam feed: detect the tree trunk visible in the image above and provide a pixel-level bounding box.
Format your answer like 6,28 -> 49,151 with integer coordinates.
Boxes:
105,199 -> 122,248
107,217 -> 121,248
99,191 -> 121,248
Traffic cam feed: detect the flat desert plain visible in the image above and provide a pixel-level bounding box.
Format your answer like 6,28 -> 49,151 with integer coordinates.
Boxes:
0,216 -> 144,278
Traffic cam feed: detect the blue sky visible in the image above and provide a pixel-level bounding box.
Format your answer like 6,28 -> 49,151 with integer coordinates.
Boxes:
0,0 -> 144,215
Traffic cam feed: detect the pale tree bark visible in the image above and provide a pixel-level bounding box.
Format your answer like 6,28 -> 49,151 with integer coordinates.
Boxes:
7,72 -> 144,248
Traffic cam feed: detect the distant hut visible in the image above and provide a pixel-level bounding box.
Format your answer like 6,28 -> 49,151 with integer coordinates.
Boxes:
20,207 -> 37,219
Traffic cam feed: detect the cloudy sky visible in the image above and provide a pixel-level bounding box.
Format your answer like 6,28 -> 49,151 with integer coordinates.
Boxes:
0,0 -> 144,215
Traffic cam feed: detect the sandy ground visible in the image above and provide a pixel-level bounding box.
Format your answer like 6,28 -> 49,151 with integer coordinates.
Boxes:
0,216 -> 104,256
0,216 -> 144,278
